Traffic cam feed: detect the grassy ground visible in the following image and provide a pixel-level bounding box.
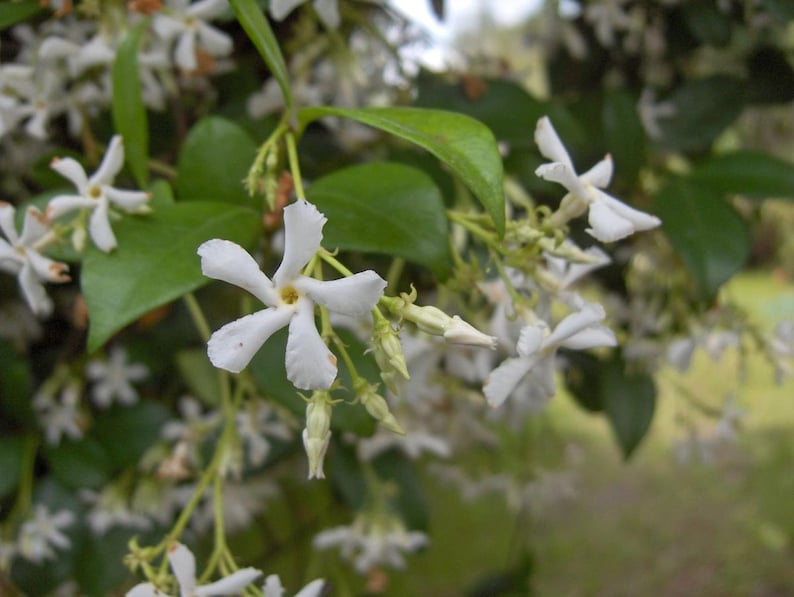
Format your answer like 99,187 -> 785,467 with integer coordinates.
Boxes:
387,271 -> 794,596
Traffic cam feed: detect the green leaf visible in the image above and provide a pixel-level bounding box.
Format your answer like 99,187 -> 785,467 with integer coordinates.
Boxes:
690,151 -> 794,199
229,0 -> 292,109
0,436 -> 25,497
76,527 -> 135,596
682,0 -> 732,46
601,357 -> 656,459
93,402 -> 169,470
307,162 -> 451,278
655,76 -> 745,152
176,117 -> 258,206
414,72 -> 546,147
44,437 -> 111,490
602,89 -> 645,186
149,178 -> 175,210
655,180 -> 750,299
373,449 -> 429,530
562,352 -> 604,413
82,202 -> 260,352
112,19 -> 149,188
0,0 -> 41,30
0,340 -> 35,426
299,106 -> 506,236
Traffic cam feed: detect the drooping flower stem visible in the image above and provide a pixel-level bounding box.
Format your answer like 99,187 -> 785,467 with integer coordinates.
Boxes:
285,131 -> 306,199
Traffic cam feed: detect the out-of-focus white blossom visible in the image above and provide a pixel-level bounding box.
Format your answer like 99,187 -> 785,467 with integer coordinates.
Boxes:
34,379 -> 84,444
17,505 -> 74,563
86,346 -> 149,408
263,574 -> 325,597
269,0 -> 341,29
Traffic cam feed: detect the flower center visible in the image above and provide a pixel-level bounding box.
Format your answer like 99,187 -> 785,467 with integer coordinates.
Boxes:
280,285 -> 299,305
88,185 -> 102,200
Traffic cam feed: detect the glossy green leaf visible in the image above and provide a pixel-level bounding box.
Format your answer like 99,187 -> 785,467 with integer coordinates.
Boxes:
149,178 -> 175,210
0,436 -> 25,497
76,527 -> 135,596
690,151 -> 794,199
176,117 -> 258,206
0,339 -> 35,426
562,352 -> 604,413
655,180 -> 750,299
373,449 -> 429,531
655,76 -> 745,152
602,89 -> 645,186
82,202 -> 260,352
229,0 -> 292,109
44,437 -> 111,490
92,402 -> 170,470
299,106 -> 506,236
601,357 -> 656,459
307,162 -> 450,278
415,72 -> 545,147
112,19 -> 149,188
0,0 -> 40,30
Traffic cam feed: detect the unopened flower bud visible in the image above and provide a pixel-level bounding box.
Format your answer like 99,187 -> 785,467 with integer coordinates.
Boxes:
372,315 -> 409,393
443,315 -> 497,349
359,383 -> 404,435
303,391 -> 332,480
71,226 -> 87,253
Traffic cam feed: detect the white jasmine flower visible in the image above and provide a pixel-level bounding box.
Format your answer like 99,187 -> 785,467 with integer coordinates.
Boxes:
0,202 -> 70,317
534,116 -> 661,242
153,0 -> 234,72
236,399 -> 292,467
34,380 -> 84,445
198,199 -> 386,389
269,0 -> 341,29
357,428 -> 450,462
483,302 -> 617,408
584,0 -> 632,47
638,88 -> 676,140
313,511 -> 428,573
263,574 -> 325,597
86,346 -> 149,408
17,505 -> 74,563
48,136 -> 150,252
126,542 -> 261,597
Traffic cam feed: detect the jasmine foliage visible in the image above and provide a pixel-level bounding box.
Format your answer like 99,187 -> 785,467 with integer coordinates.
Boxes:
0,1 -> 793,596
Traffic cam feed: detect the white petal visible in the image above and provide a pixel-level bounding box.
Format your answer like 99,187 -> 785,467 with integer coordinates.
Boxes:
175,31 -> 198,71
93,136 -> 124,186
294,270 -> 385,317
667,338 -> 695,372
26,249 -> 69,283
0,202 -> 19,244
579,155 -> 613,188
198,239 -> 278,306
19,207 -> 49,246
534,116 -> 574,168
534,162 -> 589,199
273,199 -> 326,287
50,157 -> 88,192
529,356 -> 557,398
585,199 -> 635,243
152,15 -> 184,40
46,194 -> 95,219
544,303 -> 606,348
269,0 -> 306,21
196,23 -> 233,57
560,325 -> 617,350
125,582 -> 163,597
313,0 -> 340,28
483,355 -> 535,408
285,298 -> 337,390
105,187 -> 150,211
516,324 -> 545,357
89,199 -> 117,252
195,568 -> 261,596
19,262 -> 52,316
595,190 -> 661,232
207,307 -> 292,373
263,574 -> 286,597
167,543 -> 197,597
295,579 -> 326,597
190,0 -> 229,19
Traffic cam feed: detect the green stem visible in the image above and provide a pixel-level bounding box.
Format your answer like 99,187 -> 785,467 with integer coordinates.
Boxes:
6,434 -> 39,527
183,292 -> 212,343
285,132 -> 306,199
385,258 -> 405,294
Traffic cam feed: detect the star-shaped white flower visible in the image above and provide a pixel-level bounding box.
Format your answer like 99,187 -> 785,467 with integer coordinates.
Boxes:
48,136 -> 150,252
269,0 -> 340,29
198,199 -> 386,389
153,0 -> 234,72
126,542 -> 261,597
483,302 -> 617,408
86,346 -> 150,408
0,202 -> 70,317
534,116 -> 661,242
263,574 -> 325,597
